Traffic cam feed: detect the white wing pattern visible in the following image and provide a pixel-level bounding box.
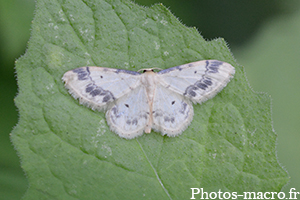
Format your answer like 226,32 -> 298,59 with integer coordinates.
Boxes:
152,85 -> 194,136
63,60 -> 235,139
157,60 -> 235,103
63,67 -> 141,111
106,85 -> 150,138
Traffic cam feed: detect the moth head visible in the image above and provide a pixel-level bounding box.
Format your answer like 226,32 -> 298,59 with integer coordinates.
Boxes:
138,68 -> 162,73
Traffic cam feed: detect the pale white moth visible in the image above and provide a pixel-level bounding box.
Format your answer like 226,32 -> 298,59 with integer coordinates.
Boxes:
62,60 -> 235,139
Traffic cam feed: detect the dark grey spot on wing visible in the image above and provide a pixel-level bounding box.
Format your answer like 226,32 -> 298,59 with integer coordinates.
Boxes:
164,116 -> 170,122
90,89 -> 101,97
196,82 -> 208,90
207,60 -> 223,73
176,66 -> 183,71
110,106 -> 120,124
179,102 -> 187,114
184,85 -> 198,97
179,101 -> 190,120
84,82 -> 115,102
190,85 -> 198,91
85,83 -> 95,93
188,89 -> 196,97
203,78 -> 213,86
170,117 -> 175,123
132,119 -> 138,125
205,60 -> 209,67
141,114 -> 148,119
208,66 -> 219,73
210,60 -> 223,67
163,116 -> 175,123
184,79 -> 211,98
111,106 -> 119,117
153,110 -> 163,117
102,94 -> 112,102
124,118 -> 140,126
73,67 -> 90,80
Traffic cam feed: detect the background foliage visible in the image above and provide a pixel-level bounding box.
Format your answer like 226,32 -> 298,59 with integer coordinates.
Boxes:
0,0 -> 299,199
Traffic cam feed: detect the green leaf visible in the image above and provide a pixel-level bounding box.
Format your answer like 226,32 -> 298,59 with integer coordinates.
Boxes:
12,0 -> 289,199
235,8 -> 300,192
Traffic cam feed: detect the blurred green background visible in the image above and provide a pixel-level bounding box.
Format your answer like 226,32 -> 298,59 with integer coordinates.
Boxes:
1,0 -> 299,199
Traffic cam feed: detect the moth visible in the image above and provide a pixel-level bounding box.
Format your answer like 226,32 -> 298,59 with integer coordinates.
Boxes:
62,60 -> 235,139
